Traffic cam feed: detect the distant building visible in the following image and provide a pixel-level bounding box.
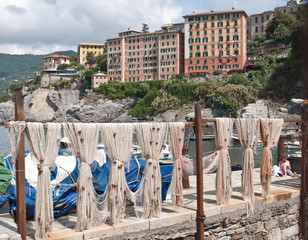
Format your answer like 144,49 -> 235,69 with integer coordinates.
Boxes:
275,0 -> 301,14
78,43 -> 104,65
91,73 -> 109,88
161,23 -> 184,33
183,9 -> 248,76
43,54 -> 71,70
107,28 -> 184,82
248,11 -> 274,39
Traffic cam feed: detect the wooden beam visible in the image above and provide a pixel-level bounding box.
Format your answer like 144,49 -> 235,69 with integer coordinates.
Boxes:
14,91 -> 27,240
300,104 -> 308,239
194,103 -> 205,240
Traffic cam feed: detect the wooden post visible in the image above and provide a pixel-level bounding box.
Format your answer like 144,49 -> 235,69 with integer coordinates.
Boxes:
277,136 -> 285,164
15,91 -> 27,239
300,103 -> 308,239
194,103 -> 205,240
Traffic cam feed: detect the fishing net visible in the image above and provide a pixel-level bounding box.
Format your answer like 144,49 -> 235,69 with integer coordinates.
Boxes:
99,123 -> 135,225
235,119 -> 260,216
214,118 -> 234,205
260,119 -> 283,198
26,123 -> 61,239
168,122 -> 185,207
134,122 -> 168,218
62,123 -> 99,231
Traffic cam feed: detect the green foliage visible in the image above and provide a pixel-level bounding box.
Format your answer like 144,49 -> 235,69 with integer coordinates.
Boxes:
0,94 -> 9,103
95,52 -> 107,72
141,23 -> 149,33
273,23 -> 292,41
213,70 -> 222,75
9,83 -> 24,91
57,63 -> 69,70
226,73 -> 251,87
53,78 -> 71,90
254,35 -> 266,42
86,52 -> 96,66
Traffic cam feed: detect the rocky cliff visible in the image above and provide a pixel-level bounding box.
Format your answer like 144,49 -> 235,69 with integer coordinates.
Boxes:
0,89 -> 304,128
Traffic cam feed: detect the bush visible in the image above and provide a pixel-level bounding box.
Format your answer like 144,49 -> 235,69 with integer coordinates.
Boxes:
213,70 -> 222,75
10,83 -> 24,91
0,94 -> 9,103
226,74 -> 251,87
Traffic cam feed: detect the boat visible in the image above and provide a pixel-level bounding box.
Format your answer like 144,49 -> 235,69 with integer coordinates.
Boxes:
285,140 -> 301,150
189,134 -> 215,141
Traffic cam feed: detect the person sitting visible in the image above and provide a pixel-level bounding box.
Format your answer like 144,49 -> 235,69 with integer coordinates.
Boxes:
278,153 -> 296,178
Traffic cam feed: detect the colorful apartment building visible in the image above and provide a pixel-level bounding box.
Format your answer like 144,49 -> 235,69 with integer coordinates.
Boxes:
183,9 -> 247,76
43,54 -> 71,70
107,28 -> 184,82
247,11 -> 274,39
91,73 -> 109,88
78,43 -> 104,65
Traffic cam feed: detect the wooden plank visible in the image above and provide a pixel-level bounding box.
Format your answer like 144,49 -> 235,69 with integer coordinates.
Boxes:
14,91 -> 27,240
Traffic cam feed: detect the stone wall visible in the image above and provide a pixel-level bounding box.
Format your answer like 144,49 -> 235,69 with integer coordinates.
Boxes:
183,197 -> 300,240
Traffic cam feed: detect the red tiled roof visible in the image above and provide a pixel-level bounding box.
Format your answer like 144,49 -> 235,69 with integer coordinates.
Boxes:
43,54 -> 71,59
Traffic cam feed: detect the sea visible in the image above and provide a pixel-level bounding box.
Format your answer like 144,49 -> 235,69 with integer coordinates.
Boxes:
0,125 -> 288,168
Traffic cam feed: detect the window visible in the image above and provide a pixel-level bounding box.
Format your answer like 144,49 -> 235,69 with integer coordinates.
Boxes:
219,51 -> 223,56
261,16 -> 264,23
225,14 -> 230,19
234,50 -> 239,55
218,14 -> 223,19
233,35 -> 239,40
195,52 -> 201,57
233,64 -> 239,69
190,46 -> 192,50
196,38 -> 201,43
233,43 -> 239,48
204,60 -> 207,64
188,38 -> 194,44
255,17 -> 258,23
203,37 -> 208,43
197,46 -> 200,50
255,26 -> 258,33
203,16 -> 208,20
197,60 -> 200,64
235,28 -> 238,33
203,52 -> 208,57
227,44 -> 230,48
235,58 -> 238,62
197,31 -> 200,35
218,44 -> 223,49
227,29 -> 230,33
212,52 -> 215,56
233,13 -> 239,18
204,30 -> 207,35
234,20 -> 238,26
211,15 -> 215,20
267,15 -> 270,21
212,37 -> 214,42
217,22 -> 223,27
196,24 -> 199,29
211,23 -> 214,27
227,36 -> 230,41
219,29 -> 222,34
219,36 -> 223,41
227,21 -> 230,26
204,23 -> 207,28
212,45 -> 215,49
190,32 -> 192,36
212,30 -> 214,34
190,60 -> 192,64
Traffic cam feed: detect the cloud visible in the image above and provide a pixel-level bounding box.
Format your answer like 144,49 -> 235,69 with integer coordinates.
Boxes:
5,5 -> 27,14
0,0 -> 182,54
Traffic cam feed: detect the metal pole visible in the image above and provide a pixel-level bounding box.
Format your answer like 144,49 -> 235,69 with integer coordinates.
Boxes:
15,91 -> 27,239
194,103 -> 205,240
300,103 -> 308,239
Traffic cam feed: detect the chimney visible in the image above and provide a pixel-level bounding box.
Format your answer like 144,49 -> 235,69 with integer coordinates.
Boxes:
232,7 -> 235,10
193,11 -> 196,14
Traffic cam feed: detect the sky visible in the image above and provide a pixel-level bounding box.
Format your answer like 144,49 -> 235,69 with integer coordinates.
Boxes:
0,0 -> 297,55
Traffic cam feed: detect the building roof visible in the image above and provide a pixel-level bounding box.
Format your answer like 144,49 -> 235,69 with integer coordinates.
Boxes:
249,10 -> 274,17
183,9 -> 248,18
78,43 -> 104,46
43,54 -> 71,59
93,72 -> 108,76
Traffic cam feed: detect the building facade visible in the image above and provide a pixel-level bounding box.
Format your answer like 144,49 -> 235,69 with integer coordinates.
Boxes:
107,28 -> 184,82
183,9 -> 247,76
248,11 -> 274,39
78,43 -> 104,65
43,54 -> 71,70
275,0 -> 301,14
91,73 -> 109,88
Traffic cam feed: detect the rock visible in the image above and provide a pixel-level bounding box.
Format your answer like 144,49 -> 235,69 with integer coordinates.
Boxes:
287,99 -> 304,115
240,100 -> 269,118
281,225 -> 299,240
0,101 -> 14,123
156,110 -> 179,122
186,108 -> 214,119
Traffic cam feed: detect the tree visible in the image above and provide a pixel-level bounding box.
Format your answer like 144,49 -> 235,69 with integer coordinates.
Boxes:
273,23 -> 292,41
265,11 -> 297,41
69,54 -> 78,64
57,63 -> 69,70
141,23 -> 149,33
95,53 -> 107,72
86,52 -> 96,66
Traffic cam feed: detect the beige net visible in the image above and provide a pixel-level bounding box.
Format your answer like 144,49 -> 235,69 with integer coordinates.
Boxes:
214,118 -> 234,205
259,119 -> 283,198
26,123 -> 61,239
234,119 -> 260,216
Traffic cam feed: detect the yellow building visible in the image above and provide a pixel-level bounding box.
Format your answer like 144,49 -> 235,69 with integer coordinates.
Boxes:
78,43 -> 104,65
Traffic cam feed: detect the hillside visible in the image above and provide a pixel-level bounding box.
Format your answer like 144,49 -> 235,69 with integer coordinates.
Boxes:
0,50 -> 76,95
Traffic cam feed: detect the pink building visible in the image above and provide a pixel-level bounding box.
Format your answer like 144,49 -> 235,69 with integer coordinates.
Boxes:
107,28 -> 184,82
91,73 -> 109,88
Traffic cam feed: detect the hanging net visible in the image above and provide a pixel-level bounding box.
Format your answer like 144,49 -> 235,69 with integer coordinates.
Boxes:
235,119 -> 260,216
134,122 -> 168,218
213,118 -> 234,205
26,122 -> 61,239
259,119 -> 283,198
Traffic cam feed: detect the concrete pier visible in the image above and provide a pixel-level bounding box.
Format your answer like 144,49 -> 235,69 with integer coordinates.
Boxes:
0,169 -> 301,239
